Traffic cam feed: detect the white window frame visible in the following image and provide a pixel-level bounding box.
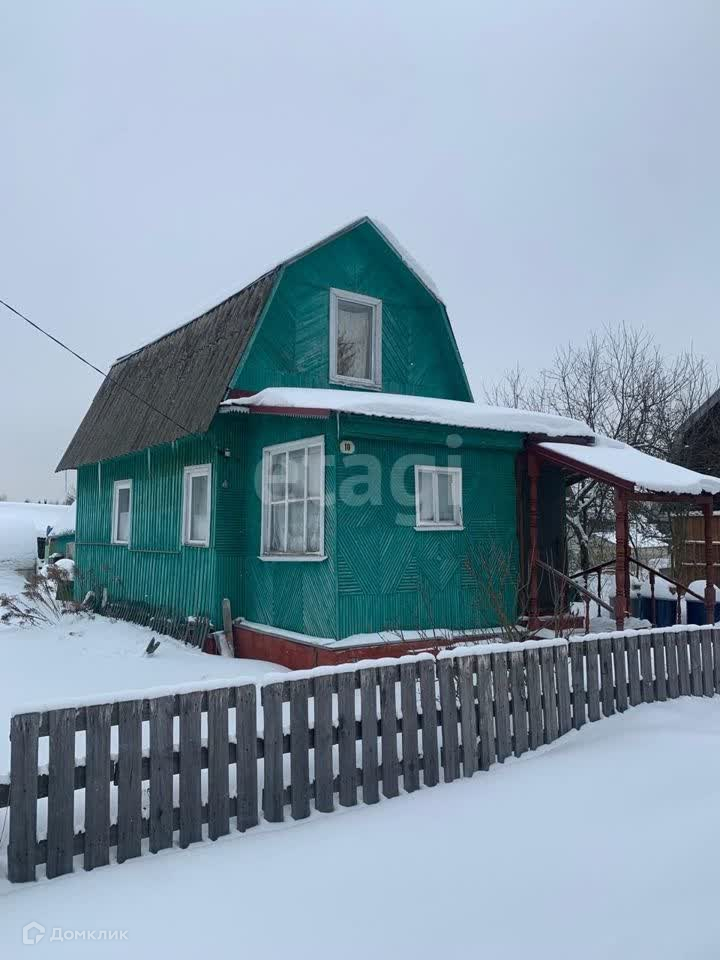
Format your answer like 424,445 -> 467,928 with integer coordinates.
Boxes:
414,465 -> 463,531
111,479 -> 132,545
329,287 -> 382,389
183,464 -> 212,547
260,436 -> 326,561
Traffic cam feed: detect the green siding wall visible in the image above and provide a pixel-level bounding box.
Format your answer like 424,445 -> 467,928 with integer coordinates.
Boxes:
232,221 -> 471,401
334,418 -> 523,637
74,412 -> 525,640
237,414 -> 338,639
74,423 -> 243,627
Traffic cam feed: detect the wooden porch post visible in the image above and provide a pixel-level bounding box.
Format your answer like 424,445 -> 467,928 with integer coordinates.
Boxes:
703,499 -> 715,625
528,452 -> 540,630
615,488 -> 628,630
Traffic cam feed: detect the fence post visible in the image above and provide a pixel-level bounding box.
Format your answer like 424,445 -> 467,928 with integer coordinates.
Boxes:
437,658 -> 459,781
46,708 -> 77,879
8,712 -> 40,883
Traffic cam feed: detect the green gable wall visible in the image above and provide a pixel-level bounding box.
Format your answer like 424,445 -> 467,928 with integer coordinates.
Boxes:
231,220 -> 472,401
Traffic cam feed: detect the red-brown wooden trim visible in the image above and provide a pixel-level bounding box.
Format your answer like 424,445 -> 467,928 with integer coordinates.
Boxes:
530,444 -> 635,491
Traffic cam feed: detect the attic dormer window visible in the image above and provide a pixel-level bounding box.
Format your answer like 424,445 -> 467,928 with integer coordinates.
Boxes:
329,288 -> 382,389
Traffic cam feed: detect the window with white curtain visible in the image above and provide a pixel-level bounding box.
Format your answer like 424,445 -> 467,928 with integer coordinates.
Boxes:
183,464 -> 212,546
261,437 -> 325,558
329,288 -> 382,388
111,479 -> 132,544
414,466 -> 463,529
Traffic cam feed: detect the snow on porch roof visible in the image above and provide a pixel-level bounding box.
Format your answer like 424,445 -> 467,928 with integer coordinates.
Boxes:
538,436 -> 720,497
220,387 -> 595,438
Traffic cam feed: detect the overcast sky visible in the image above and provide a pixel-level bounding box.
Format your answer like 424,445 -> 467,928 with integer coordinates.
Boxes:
2,1 -> 719,501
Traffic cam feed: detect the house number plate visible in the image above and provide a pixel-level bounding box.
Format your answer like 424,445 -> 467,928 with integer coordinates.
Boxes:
339,440 -> 355,455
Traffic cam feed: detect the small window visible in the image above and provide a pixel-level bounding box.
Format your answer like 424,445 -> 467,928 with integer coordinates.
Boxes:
261,437 -> 325,558
414,466 -> 463,529
183,465 -> 212,547
329,288 -> 382,388
112,480 -> 132,545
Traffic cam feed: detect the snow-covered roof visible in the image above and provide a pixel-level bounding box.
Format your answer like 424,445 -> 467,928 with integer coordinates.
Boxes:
540,436 -> 720,496
220,387 -> 595,438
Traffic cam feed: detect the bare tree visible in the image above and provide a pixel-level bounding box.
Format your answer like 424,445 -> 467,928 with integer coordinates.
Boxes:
485,322 -> 716,569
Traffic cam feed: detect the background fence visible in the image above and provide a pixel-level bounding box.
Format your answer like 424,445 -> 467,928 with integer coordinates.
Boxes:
4,623 -> 719,883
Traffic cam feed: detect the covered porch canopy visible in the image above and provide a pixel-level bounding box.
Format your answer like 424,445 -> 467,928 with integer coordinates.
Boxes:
527,436 -> 720,630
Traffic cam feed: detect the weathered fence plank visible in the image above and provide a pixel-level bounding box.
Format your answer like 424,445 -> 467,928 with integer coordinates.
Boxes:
639,634 -> 654,704
476,654 -> 495,769
526,648 -> 543,749
493,652 -> 513,760
586,639 -> 601,722
400,662 -> 420,791
380,665 -> 399,798
179,691 -> 203,848
117,699 -> 143,863
570,642 -> 586,729
653,633 -> 667,702
599,637 -> 615,717
418,659 -> 439,786
612,636 -> 629,712
148,695 -> 174,853
438,658 -> 460,781
360,667 -> 379,804
338,671 -> 358,806
8,712 -> 40,882
555,646 -> 572,736
457,656 -> 478,777
677,630 -> 691,696
540,646 -> 559,742
690,632 -> 703,697
262,682 -> 284,823
626,635 -> 642,706
84,702 -> 112,869
236,684 -> 259,830
46,708 -> 76,879
665,632 -> 679,699
510,650 -> 529,755
290,678 -> 311,821
207,687 -> 230,839
701,629 -> 714,698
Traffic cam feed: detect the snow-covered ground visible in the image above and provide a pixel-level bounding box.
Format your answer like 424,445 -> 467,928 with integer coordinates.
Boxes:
0,614 -> 286,776
1,697 -> 719,958
0,501 -> 75,568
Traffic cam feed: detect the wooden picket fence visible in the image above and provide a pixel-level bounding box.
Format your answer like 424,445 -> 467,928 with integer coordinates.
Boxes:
3,623 -> 719,883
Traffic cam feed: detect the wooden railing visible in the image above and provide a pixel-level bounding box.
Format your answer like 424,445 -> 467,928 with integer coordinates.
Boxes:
4,624 -> 719,884
571,556 -> 704,625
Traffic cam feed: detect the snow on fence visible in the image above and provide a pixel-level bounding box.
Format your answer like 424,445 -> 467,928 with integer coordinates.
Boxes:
3,625 -> 719,883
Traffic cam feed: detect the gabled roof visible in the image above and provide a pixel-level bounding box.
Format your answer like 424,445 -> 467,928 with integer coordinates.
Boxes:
58,217 -> 469,470
680,387 -> 720,437
57,270 -> 279,469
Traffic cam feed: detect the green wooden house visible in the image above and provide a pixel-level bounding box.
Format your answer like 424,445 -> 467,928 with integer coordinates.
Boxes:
58,218 -> 592,660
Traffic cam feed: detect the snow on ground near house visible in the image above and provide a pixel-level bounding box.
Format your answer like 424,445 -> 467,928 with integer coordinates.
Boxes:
221,386 -> 595,437
0,501 -> 75,567
0,614 -> 286,776
2,698 -> 720,958
541,435 -> 720,495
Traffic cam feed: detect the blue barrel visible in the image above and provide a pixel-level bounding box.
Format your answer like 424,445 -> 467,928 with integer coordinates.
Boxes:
629,595 -> 676,627
686,599 -> 720,625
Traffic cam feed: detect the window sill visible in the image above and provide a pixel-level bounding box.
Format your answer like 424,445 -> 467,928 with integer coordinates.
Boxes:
258,554 -> 327,563
329,376 -> 382,392
183,541 -> 210,548
414,525 -> 464,532
110,540 -> 130,546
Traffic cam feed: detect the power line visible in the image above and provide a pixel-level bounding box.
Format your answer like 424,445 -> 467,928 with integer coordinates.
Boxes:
1,297 -> 194,436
